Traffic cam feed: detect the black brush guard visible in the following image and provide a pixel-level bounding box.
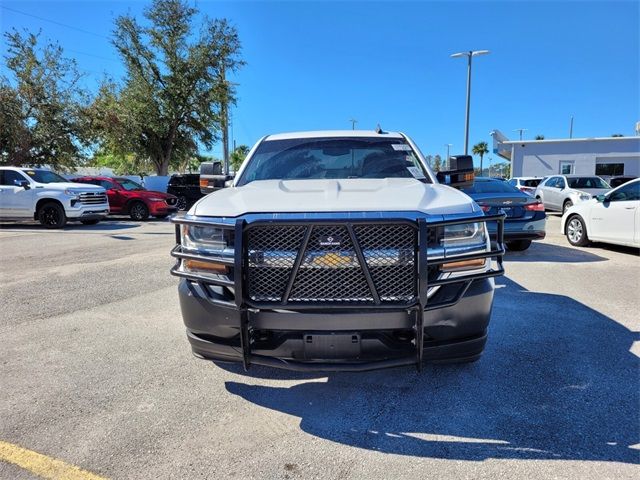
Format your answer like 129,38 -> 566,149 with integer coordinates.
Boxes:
171,213 -> 506,371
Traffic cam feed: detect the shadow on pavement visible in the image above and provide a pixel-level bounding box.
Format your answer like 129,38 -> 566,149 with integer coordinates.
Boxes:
224,276 -> 640,463
505,241 -> 608,263
0,221 -> 139,231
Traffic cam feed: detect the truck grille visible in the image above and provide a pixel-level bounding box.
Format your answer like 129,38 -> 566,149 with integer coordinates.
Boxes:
79,192 -> 108,205
246,223 -> 418,305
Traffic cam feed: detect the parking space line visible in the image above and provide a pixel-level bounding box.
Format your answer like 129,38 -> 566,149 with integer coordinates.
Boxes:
0,440 -> 107,480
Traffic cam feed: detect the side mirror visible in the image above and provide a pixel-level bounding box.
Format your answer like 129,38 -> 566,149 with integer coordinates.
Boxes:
200,162 -> 234,194
436,155 -> 474,189
15,179 -> 30,190
596,194 -> 607,203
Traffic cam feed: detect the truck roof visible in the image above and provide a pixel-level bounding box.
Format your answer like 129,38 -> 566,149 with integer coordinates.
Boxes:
265,130 -> 405,141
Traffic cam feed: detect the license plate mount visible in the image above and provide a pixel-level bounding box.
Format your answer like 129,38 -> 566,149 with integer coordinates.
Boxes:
303,332 -> 361,359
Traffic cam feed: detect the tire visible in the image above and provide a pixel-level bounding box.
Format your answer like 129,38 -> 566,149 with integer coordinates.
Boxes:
176,195 -> 188,211
506,239 -> 532,251
566,215 -> 590,246
81,219 -> 100,225
38,201 -> 67,229
129,201 -> 149,221
563,200 -> 573,214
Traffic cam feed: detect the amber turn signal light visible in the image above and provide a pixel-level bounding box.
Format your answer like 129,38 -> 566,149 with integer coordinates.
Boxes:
184,259 -> 228,274
440,258 -> 486,272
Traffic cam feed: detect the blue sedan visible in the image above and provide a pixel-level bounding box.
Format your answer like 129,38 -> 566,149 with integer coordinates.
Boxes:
461,177 -> 547,251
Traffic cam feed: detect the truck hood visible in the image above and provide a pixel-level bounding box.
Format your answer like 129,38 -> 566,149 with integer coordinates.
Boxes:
192,179 -> 477,217
37,182 -> 104,192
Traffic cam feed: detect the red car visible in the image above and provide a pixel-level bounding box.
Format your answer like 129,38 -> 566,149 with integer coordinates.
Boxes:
72,176 -> 178,220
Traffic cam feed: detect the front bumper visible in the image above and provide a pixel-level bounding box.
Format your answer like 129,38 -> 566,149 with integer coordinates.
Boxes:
65,204 -> 110,220
149,202 -> 178,216
170,212 -> 505,371
179,277 -> 493,371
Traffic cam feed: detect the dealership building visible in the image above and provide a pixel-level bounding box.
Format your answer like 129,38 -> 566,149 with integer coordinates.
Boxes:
491,130 -> 640,180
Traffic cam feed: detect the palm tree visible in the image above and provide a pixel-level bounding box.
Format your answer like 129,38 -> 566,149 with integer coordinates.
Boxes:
472,141 -> 489,176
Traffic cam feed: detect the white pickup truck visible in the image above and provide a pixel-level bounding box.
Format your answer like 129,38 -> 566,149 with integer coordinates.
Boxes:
0,167 -> 110,228
170,130 -> 505,372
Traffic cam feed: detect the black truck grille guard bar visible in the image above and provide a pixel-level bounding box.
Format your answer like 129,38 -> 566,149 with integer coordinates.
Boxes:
171,213 -> 506,371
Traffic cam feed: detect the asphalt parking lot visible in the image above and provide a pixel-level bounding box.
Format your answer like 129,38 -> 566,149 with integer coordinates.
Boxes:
0,214 -> 638,479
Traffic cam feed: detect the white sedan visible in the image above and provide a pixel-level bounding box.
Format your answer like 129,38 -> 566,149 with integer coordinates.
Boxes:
561,178 -> 639,248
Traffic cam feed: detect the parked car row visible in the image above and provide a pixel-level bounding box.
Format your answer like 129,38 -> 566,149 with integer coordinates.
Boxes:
0,167 -> 182,228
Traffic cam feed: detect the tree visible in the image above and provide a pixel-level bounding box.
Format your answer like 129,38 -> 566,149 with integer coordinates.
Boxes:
611,133 -> 624,137
472,141 -> 489,175
432,154 -> 442,172
230,145 -> 249,172
535,135 -> 545,140
1,30 -> 91,169
424,155 -> 433,169
95,0 -> 244,175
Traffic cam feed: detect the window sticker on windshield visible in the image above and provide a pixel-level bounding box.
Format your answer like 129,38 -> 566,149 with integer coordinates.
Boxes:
407,166 -> 426,179
391,144 -> 412,151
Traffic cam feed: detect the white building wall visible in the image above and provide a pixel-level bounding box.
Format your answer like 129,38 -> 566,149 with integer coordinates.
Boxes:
510,138 -> 640,179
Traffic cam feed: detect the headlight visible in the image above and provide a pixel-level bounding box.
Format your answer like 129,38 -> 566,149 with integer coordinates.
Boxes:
442,222 -> 489,255
181,225 -> 228,253
148,197 -> 165,202
179,224 -> 233,277
439,222 -> 490,272
578,194 -> 591,201
64,189 -> 83,197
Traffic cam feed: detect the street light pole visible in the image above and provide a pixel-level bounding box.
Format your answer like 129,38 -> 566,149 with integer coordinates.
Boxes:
349,118 -> 357,130
444,143 -> 452,169
451,50 -> 490,155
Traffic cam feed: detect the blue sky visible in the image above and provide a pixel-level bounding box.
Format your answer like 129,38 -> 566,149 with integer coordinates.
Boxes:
1,1 -> 639,166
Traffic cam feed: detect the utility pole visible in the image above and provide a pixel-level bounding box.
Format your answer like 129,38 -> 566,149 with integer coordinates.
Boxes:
444,144 -> 452,169
569,116 -> 574,139
221,67 -> 229,176
451,50 -> 490,154
349,118 -> 358,130
514,128 -> 527,141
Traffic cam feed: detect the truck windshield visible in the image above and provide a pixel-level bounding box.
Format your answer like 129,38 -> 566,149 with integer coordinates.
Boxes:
237,137 -> 431,185
22,170 -> 68,184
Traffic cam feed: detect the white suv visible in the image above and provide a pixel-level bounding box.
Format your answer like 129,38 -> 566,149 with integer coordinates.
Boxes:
534,175 -> 611,213
0,167 -> 110,228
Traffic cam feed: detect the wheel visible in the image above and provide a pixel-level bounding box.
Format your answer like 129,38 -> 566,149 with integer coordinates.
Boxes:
563,200 -> 573,214
81,219 -> 100,225
566,215 -> 590,246
506,239 -> 532,251
129,201 -> 149,221
38,202 -> 67,229
176,195 -> 188,211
